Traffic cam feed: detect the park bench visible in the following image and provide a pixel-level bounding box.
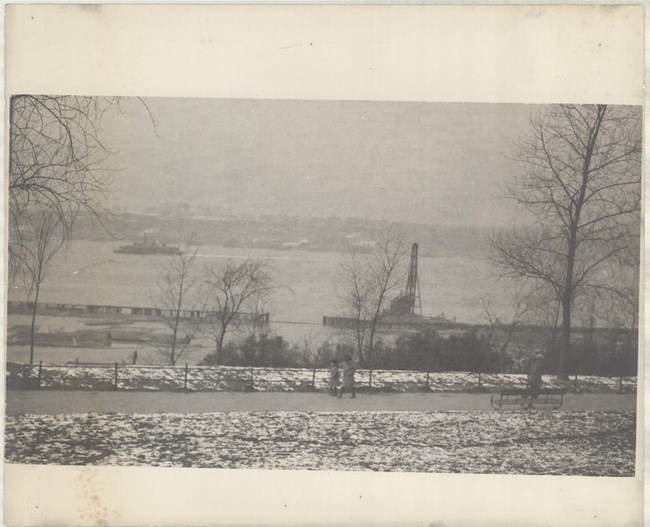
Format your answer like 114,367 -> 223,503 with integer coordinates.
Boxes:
490,388 -> 566,410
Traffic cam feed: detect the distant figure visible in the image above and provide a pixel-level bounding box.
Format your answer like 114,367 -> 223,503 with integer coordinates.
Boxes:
132,350 -> 138,365
528,352 -> 544,395
338,355 -> 356,399
328,359 -> 339,396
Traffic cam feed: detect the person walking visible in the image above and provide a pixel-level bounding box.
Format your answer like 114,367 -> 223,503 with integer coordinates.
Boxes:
328,359 -> 340,396
338,355 -> 356,399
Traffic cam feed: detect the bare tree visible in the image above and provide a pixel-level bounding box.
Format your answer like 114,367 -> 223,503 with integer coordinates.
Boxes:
337,232 -> 408,367
489,104 -> 641,377
20,210 -> 65,365
8,95 -> 156,285
297,328 -> 328,387
152,238 -> 202,365
337,248 -> 370,363
204,260 -> 273,365
238,289 -> 272,367
479,281 -> 535,373
525,285 -> 562,357
591,240 -> 640,368
295,328 -> 314,365
9,96 -> 114,280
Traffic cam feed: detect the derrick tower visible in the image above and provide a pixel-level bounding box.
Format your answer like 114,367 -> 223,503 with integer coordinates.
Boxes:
405,242 -> 423,316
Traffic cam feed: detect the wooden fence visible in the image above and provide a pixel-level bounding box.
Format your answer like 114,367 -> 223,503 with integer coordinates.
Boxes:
5,361 -> 636,395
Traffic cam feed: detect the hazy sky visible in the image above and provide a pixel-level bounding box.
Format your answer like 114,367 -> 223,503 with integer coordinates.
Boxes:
100,98 -> 535,226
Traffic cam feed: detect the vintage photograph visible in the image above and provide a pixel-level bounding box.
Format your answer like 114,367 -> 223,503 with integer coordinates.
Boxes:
5,96 -> 641,477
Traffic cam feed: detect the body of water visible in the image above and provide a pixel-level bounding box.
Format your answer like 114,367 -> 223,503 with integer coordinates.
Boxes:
9,240 -> 510,325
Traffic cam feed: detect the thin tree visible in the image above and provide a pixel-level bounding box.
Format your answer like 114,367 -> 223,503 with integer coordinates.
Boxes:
479,281 -> 534,373
299,328 -> 320,366
152,238 -> 202,365
337,247 -> 370,364
239,289 -> 272,367
298,328 -> 326,387
204,260 -> 273,365
490,104 -> 641,377
21,210 -> 65,365
337,231 -> 408,367
591,240 -> 640,371
527,285 -> 562,358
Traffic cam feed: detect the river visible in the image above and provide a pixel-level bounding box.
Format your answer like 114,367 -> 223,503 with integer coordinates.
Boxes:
8,240 -> 509,326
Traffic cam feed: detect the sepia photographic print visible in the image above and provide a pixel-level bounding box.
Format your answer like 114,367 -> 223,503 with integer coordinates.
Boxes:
3,5 -> 645,527
5,97 -> 641,476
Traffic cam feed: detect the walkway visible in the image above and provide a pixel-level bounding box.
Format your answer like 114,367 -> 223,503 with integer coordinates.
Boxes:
6,391 -> 637,415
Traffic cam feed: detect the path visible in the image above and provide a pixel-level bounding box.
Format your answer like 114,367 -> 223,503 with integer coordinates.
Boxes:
6,390 -> 637,415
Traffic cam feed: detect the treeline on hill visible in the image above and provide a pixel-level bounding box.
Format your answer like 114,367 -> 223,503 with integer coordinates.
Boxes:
199,327 -> 637,377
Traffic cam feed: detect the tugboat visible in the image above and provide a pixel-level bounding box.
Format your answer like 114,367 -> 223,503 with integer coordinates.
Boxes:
114,233 -> 182,255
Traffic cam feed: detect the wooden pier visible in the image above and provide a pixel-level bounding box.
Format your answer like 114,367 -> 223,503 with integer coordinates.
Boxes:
7,301 -> 270,325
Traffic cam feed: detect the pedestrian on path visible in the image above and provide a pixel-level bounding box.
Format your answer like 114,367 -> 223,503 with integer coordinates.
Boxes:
338,355 -> 356,399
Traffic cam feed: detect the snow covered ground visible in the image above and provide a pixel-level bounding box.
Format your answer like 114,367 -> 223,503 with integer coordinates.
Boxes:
7,363 -> 637,393
5,410 -> 635,476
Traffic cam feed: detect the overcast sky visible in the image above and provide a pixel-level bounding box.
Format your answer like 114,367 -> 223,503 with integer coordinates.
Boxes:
100,98 -> 535,226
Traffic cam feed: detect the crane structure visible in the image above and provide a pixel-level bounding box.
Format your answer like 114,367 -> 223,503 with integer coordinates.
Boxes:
324,240 -> 458,330
404,242 -> 423,316
389,242 -> 423,317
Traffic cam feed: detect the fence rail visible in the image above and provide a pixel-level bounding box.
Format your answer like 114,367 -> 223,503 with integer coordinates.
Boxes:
5,362 -> 637,394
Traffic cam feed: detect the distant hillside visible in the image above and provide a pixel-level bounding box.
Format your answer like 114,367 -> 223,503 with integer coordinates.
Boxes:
72,212 -> 491,257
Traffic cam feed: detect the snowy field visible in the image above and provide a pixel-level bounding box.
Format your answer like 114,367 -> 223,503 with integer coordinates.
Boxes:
5,410 -> 635,476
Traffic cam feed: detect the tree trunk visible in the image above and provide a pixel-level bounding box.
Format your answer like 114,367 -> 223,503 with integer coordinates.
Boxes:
558,294 -> 571,378
556,107 -> 604,377
216,331 -> 226,365
171,314 -> 180,365
355,319 -> 366,366
29,281 -> 41,366
559,215 -> 578,378
366,317 -> 380,369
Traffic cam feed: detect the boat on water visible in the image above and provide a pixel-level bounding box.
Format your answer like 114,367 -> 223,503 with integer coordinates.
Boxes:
114,233 -> 181,255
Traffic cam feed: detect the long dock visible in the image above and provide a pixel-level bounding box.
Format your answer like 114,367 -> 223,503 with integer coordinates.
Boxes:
7,300 -> 270,325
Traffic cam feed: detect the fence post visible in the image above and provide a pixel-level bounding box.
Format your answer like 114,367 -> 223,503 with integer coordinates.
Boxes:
369,368 -> 373,389
37,360 -> 43,389
478,371 -> 482,392
573,373 -> 578,393
425,370 -> 430,387
618,375 -> 623,394
114,362 -> 119,390
184,363 -> 189,391
249,366 -> 254,389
